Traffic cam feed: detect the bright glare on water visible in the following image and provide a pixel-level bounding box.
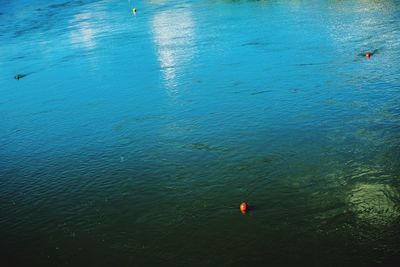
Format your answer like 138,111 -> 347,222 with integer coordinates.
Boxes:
1,0 -> 400,266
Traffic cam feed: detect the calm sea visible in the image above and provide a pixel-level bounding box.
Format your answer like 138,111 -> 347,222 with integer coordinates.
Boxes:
1,0 -> 400,266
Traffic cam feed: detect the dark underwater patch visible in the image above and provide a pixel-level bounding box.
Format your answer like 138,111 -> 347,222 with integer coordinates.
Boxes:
185,143 -> 228,153
295,62 -> 327,66
241,41 -> 269,47
48,1 -> 73,9
10,55 -> 26,61
251,90 -> 272,96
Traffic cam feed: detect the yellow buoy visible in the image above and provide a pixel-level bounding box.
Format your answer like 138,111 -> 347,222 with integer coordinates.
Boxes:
132,8 -> 137,14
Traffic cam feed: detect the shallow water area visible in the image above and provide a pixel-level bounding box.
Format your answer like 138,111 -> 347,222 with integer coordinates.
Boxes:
1,0 -> 400,266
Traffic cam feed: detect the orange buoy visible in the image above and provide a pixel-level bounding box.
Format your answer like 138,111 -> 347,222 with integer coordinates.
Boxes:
365,52 -> 371,59
240,202 -> 247,214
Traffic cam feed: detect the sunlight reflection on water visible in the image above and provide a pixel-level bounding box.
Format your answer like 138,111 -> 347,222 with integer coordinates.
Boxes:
151,4 -> 196,94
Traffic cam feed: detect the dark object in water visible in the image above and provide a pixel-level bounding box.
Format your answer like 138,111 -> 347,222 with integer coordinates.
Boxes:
359,49 -> 378,59
14,74 -> 27,80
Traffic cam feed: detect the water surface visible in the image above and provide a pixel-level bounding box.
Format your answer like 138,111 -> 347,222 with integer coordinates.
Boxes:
1,0 -> 400,266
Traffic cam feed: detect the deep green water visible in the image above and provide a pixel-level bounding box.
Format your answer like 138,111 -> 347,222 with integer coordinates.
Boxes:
1,0 -> 400,266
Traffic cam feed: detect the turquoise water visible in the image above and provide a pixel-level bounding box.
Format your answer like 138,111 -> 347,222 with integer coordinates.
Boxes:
1,0 -> 400,266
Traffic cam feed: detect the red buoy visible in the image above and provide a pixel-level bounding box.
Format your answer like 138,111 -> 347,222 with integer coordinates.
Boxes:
365,52 -> 371,59
240,202 -> 247,214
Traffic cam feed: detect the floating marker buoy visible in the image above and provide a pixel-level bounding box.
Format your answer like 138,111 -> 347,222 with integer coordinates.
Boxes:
240,202 -> 247,214
132,8 -> 137,14
365,52 -> 371,59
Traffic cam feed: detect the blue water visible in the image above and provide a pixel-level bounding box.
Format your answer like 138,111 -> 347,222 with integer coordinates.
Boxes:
1,0 -> 400,266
